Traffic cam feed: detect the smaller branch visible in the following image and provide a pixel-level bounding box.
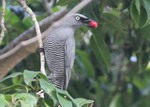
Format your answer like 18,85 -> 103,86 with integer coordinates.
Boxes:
42,0 -> 57,15
49,0 -> 56,8
18,0 -> 46,75
0,0 -> 6,45
90,103 -> 93,107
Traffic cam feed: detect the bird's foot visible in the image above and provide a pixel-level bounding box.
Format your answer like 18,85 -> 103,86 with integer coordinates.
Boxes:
38,48 -> 44,53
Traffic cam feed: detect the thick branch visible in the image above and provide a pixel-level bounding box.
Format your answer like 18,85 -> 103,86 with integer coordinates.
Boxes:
0,8 -> 67,55
0,0 -> 6,45
0,0 -> 93,79
0,9 -> 67,79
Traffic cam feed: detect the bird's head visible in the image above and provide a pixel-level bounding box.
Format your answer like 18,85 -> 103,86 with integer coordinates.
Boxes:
61,13 -> 98,29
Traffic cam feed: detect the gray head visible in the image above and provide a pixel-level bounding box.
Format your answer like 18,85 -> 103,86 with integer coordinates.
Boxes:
60,13 -> 98,29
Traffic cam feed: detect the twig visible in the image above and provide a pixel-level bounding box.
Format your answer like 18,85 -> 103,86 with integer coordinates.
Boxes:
90,103 -> 93,107
36,90 -> 44,98
0,0 -> 93,79
0,0 -> 6,45
49,0 -> 56,9
18,0 -> 46,75
42,0 -> 56,14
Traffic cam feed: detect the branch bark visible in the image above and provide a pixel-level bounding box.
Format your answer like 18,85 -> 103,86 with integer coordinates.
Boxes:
0,8 -> 67,55
0,0 -> 6,45
0,0 -> 93,79
18,0 -> 46,75
42,0 -> 56,15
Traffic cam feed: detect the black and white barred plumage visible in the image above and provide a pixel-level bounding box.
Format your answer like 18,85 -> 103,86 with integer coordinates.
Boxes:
44,13 -> 96,90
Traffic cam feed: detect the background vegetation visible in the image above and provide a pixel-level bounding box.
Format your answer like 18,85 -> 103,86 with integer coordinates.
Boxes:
0,0 -> 150,107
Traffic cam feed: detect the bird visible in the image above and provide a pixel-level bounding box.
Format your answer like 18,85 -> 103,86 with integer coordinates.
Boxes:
44,13 -> 98,90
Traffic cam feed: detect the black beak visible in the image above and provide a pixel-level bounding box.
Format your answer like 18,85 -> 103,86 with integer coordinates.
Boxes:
81,18 -> 92,27
80,17 -> 98,28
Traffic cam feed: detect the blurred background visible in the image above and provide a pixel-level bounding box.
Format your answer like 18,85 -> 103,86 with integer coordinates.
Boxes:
0,0 -> 150,107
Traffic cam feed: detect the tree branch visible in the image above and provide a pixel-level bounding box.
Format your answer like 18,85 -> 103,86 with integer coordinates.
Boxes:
0,0 -> 6,45
0,8 -> 67,55
0,0 -> 93,79
42,0 -> 57,15
18,0 -> 46,75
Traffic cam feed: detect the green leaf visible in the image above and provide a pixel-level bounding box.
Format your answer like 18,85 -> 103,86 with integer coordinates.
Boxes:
37,72 -> 48,81
4,9 -> 20,25
0,94 -> 9,107
15,93 -> 37,107
140,24 -> 150,40
23,70 -> 39,86
23,70 -> 48,86
130,0 -> 150,28
73,98 -> 94,107
130,0 -> 141,28
109,94 -> 121,107
56,93 -> 73,107
141,0 -> 150,27
39,79 -> 55,94
55,88 -> 74,101
0,84 -> 27,94
90,28 -> 111,72
0,72 -> 22,82
135,0 -> 141,14
39,79 -> 57,106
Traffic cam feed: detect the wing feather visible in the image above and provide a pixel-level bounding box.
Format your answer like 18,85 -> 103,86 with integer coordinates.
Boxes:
64,37 -> 75,89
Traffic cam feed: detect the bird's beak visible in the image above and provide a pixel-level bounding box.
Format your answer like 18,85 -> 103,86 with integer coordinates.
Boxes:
83,19 -> 98,28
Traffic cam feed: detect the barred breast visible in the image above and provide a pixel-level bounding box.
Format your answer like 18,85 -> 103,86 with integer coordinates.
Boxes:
44,35 -> 66,89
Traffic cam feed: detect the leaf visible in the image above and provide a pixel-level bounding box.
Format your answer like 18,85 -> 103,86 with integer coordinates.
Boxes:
130,0 -> 150,28
37,72 -> 48,81
109,94 -> 121,107
55,88 -> 94,107
140,24 -> 150,40
39,79 -> 55,94
0,94 -> 9,107
0,72 -> 22,82
56,93 -> 73,107
73,98 -> 94,107
39,79 -> 57,106
90,28 -> 111,72
55,88 -> 74,101
0,84 -> 27,94
15,93 -> 37,107
141,0 -> 150,27
23,70 -> 39,86
135,0 -> 141,14
130,0 -> 141,28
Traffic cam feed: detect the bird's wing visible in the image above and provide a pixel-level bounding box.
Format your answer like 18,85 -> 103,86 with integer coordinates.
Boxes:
64,37 -> 75,89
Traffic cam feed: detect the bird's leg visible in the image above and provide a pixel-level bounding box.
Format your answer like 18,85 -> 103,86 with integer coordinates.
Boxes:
38,48 -> 44,53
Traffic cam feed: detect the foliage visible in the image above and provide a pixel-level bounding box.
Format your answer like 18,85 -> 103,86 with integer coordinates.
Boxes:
0,0 -> 150,107
0,70 -> 93,107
